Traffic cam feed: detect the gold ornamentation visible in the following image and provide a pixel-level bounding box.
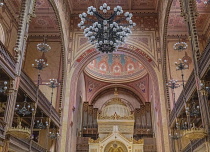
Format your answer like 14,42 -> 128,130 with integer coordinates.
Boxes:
133,139 -> 144,144
7,120 -> 31,139
89,138 -> 100,143
98,112 -> 134,120
183,124 -> 207,140
105,97 -> 126,106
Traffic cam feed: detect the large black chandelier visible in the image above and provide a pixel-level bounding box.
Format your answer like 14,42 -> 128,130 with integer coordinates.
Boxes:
78,3 -> 136,53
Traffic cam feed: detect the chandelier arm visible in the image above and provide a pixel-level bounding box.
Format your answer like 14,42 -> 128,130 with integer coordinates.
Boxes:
93,11 -> 106,20
84,17 -> 98,23
107,12 -> 117,20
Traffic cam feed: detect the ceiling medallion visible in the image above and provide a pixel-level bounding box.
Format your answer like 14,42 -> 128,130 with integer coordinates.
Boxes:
78,3 -> 136,53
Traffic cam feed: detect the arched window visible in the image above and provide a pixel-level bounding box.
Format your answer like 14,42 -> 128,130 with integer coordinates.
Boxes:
0,23 -> 5,44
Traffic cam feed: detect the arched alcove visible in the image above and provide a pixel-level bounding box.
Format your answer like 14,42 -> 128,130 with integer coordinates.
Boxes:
104,141 -> 128,152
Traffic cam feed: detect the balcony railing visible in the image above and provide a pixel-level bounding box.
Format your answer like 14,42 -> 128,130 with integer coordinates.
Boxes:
20,71 -> 60,126
181,138 -> 205,152
0,119 -> 6,139
0,40 -> 60,129
0,41 -> 16,78
169,71 -> 196,126
9,136 -> 47,152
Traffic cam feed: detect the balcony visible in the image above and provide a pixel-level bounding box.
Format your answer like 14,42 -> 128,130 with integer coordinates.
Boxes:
0,42 -> 60,127
169,41 -> 210,126
9,136 -> 47,152
0,119 -> 6,140
20,71 -> 60,126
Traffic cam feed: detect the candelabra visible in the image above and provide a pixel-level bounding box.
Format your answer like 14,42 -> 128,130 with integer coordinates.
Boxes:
32,58 -> 48,71
35,112 -> 48,129
0,81 -> 7,93
169,132 -> 182,140
200,81 -> 210,94
185,101 -> 200,117
37,37 -> 51,53
167,79 -> 180,89
15,95 -> 34,116
78,3 -> 136,53
47,78 -> 60,104
175,59 -> 188,71
173,38 -> 188,52
48,127 -> 60,139
180,121 -> 188,130
167,78 -> 182,149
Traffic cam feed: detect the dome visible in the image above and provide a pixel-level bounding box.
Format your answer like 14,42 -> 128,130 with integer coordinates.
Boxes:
101,98 -> 131,117
85,53 -> 147,83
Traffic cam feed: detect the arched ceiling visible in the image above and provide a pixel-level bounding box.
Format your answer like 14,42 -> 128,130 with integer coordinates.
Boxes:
84,53 -> 147,83
30,0 -> 60,36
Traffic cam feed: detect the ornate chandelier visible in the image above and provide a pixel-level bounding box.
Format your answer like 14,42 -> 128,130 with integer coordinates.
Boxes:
48,127 -> 60,139
15,95 -> 34,116
35,112 -> 48,129
173,36 -> 188,52
78,3 -> 136,53
32,58 -> 48,70
169,132 -> 182,140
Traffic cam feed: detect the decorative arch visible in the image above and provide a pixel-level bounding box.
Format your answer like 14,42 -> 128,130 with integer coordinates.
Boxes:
90,84 -> 145,105
66,42 -> 164,152
104,141 -> 128,152
162,0 -> 176,107
47,0 -> 67,114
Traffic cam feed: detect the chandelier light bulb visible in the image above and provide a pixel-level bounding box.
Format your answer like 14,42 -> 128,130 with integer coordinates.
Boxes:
78,3 -> 136,53
37,43 -> 51,53
204,0 -> 210,4
173,41 -> 188,52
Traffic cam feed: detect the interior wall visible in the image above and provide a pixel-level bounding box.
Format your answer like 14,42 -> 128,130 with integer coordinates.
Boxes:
23,41 -> 62,108
67,71 -> 86,152
0,7 -> 18,55
166,38 -> 194,109
93,90 -> 141,111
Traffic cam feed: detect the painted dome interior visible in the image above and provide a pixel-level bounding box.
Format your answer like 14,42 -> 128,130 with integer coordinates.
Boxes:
84,53 -> 147,82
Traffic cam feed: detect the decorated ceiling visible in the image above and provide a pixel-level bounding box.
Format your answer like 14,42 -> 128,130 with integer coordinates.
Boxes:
84,54 -> 147,83
7,0 -> 60,36
70,0 -> 159,13
168,0 -> 210,35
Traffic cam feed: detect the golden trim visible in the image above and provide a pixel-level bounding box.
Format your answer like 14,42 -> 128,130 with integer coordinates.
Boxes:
7,121 -> 31,139
183,124 -> 207,140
